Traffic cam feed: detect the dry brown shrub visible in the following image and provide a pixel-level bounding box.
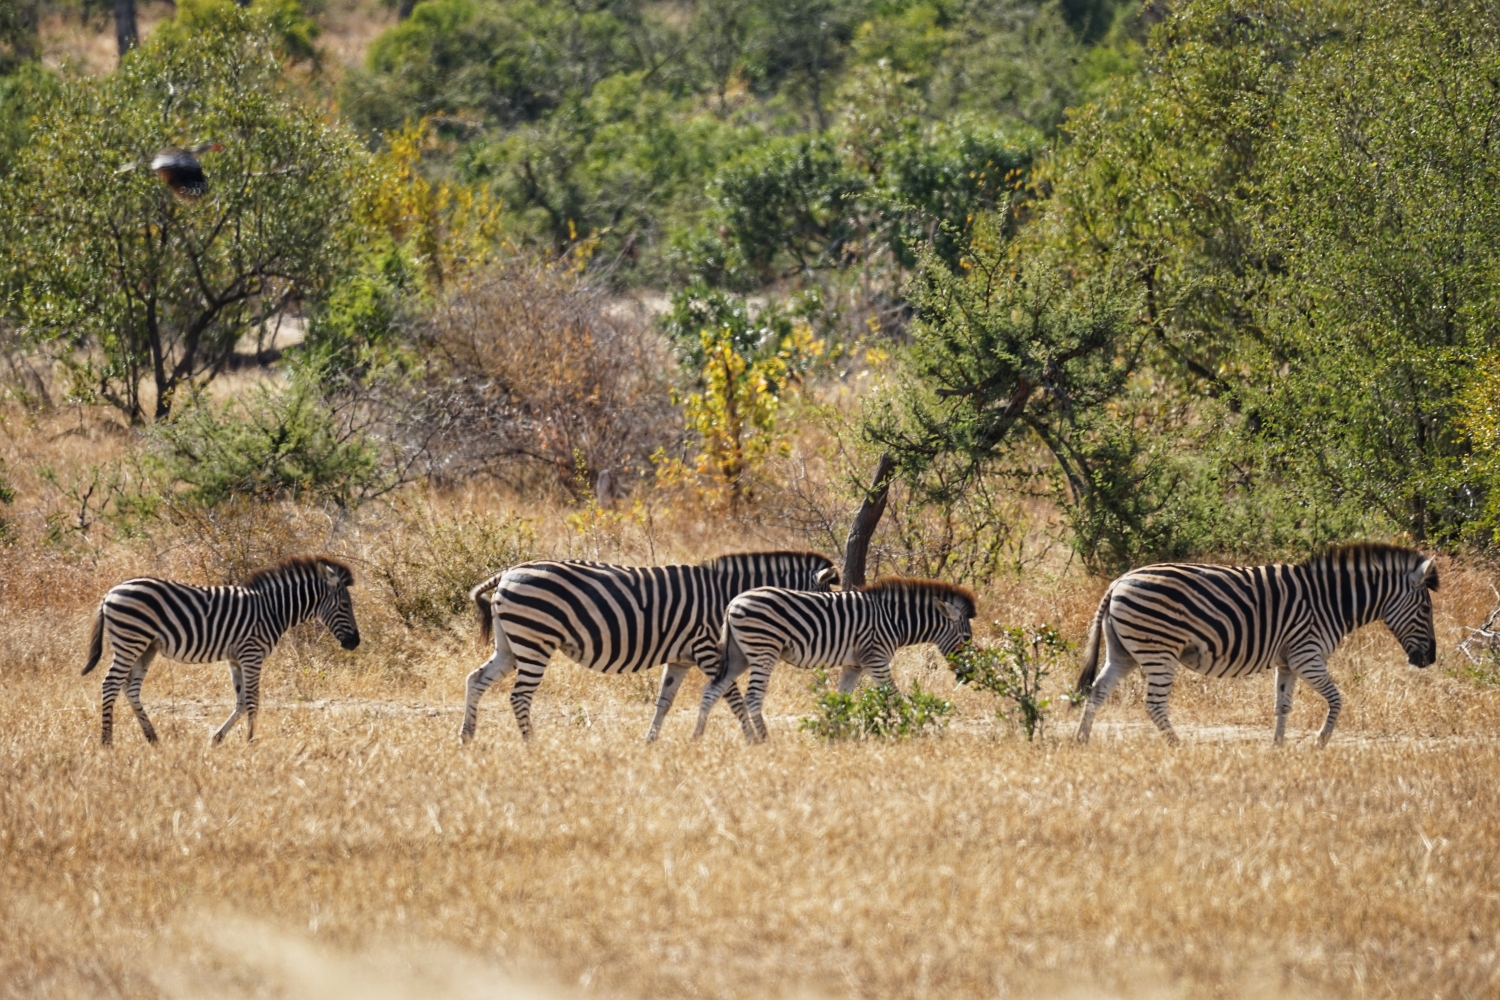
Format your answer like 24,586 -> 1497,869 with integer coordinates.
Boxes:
369,492 -> 537,629
410,259 -> 681,497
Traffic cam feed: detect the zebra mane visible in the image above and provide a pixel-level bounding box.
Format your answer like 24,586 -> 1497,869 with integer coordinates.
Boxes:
701,550 -> 834,571
1305,543 -> 1437,590
858,576 -> 977,616
240,556 -> 355,590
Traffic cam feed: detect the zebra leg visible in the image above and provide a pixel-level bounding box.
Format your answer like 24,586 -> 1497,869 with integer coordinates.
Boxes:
1273,664 -> 1297,745
1295,661 -> 1343,746
694,633 -> 754,740
1142,661 -> 1180,745
507,649 -> 553,741
864,659 -> 896,690
240,655 -> 265,743
742,650 -> 796,742
1076,630 -> 1137,744
461,628 -> 521,743
213,659 -> 246,744
646,663 -> 691,742
124,644 -> 160,744
99,656 -> 134,746
836,666 -> 864,694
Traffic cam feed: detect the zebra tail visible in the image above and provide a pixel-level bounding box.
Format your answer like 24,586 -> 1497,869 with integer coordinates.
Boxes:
713,623 -> 739,687
82,607 -> 105,676
1073,586 -> 1112,701
469,575 -> 503,645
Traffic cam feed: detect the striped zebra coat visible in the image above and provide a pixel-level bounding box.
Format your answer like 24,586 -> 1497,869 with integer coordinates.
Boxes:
462,551 -> 838,743
693,577 -> 977,741
82,557 -> 360,745
1074,544 -> 1438,746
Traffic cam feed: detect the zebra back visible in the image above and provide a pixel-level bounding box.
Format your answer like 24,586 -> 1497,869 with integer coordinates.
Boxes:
721,575 -> 977,673
470,551 -> 837,646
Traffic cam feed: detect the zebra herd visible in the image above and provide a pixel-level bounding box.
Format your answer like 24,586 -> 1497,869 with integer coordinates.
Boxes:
82,543 -> 1441,748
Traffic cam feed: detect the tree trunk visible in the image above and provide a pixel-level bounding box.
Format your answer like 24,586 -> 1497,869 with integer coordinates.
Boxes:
114,0 -> 138,58
841,453 -> 896,589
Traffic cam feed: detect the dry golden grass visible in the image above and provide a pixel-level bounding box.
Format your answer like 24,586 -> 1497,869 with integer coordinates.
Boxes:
3,406 -> 1500,999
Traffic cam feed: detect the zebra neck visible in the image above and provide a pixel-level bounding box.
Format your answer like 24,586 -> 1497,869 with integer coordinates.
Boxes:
873,591 -> 933,646
1302,562 -> 1383,636
251,576 -> 320,636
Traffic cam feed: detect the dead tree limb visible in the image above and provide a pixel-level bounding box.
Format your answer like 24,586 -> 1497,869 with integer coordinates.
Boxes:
842,453 -> 897,589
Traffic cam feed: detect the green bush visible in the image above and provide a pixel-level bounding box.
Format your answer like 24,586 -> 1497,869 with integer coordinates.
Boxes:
799,667 -> 952,739
948,624 -> 1070,740
150,375 -> 385,508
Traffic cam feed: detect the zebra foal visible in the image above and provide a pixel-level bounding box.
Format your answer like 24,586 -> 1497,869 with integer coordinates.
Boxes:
82,557 -> 360,745
694,577 -> 976,741
462,551 -> 838,743
1074,543 -> 1438,746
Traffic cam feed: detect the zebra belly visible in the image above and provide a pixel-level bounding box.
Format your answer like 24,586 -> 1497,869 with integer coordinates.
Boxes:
1175,643 -> 1282,679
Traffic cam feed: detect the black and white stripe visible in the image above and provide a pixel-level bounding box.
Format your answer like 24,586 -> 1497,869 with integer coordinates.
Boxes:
1074,543 -> 1439,745
693,577 -> 977,741
82,557 -> 360,745
461,551 -> 839,742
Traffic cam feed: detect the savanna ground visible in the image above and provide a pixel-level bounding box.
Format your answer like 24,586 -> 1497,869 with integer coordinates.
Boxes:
4,404 -> 1500,1000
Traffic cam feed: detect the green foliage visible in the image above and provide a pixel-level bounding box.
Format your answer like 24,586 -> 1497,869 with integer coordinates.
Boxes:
461,73 -> 753,261
154,0 -> 322,63
798,667 -> 952,739
1036,0 -> 1500,551
0,1 -> 38,74
149,374 -> 385,508
342,0 -> 650,137
867,221 -> 1155,568
347,0 -> 1133,286
1,8 -> 367,422
948,623 -> 1069,740
302,239 -> 422,379
0,60 -> 56,182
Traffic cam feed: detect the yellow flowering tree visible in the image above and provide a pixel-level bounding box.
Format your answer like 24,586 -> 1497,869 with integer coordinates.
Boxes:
683,320 -> 823,505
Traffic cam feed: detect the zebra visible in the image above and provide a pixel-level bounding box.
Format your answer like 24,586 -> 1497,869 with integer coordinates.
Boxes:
693,577 -> 977,741
1073,543 -> 1439,746
82,556 -> 360,745
461,551 -> 839,743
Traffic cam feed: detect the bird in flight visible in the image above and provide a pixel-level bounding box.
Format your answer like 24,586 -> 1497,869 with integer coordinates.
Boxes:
116,141 -> 225,198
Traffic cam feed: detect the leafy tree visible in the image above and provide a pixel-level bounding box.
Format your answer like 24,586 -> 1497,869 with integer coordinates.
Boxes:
1,8 -> 367,423
867,221 -> 1155,567
1040,0 -> 1500,547
341,0 -> 682,137
462,73 -> 752,260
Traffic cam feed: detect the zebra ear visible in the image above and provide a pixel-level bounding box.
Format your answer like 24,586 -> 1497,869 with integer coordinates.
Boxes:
816,567 -> 840,589
1411,557 -> 1439,592
939,600 -> 963,622
319,562 -> 342,586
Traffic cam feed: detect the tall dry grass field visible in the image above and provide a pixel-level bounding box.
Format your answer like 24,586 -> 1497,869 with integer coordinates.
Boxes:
3,408 -> 1500,999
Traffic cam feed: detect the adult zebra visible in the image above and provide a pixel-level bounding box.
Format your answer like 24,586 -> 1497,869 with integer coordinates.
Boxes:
82,557 -> 360,745
693,577 -> 976,741
1074,543 -> 1439,746
462,551 -> 839,743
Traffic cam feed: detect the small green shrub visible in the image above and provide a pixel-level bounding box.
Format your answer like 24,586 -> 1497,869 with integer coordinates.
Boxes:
373,497 -> 537,629
799,667 -> 952,739
151,375 -> 386,509
948,623 -> 1071,740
